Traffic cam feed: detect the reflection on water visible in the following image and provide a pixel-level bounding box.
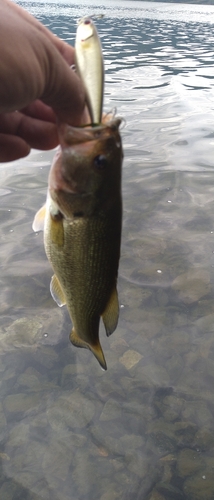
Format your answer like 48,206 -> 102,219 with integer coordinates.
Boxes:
2,1 -> 214,498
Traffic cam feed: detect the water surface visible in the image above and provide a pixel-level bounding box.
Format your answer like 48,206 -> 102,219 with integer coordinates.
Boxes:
1,1 -> 214,499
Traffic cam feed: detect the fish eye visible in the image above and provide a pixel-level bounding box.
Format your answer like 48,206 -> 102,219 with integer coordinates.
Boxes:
94,155 -> 107,170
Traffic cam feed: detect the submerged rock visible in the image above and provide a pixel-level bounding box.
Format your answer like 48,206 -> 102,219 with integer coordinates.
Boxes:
31,346 -> 58,369
125,450 -> 149,477
184,471 -> 214,500
119,433 -> 145,451
1,318 -> 42,349
156,482 -> 184,500
100,491 -> 121,500
193,428 -> 214,451
0,307 -> 65,355
0,402 -> 7,443
42,439 -> 71,486
7,422 -> 29,448
176,448 -> 204,477
99,399 -> 122,421
0,481 -> 21,500
3,393 -> 40,415
165,354 -> 184,384
47,391 -> 95,430
182,401 -> 213,428
119,349 -> 143,370
147,491 -> 165,500
172,269 -> 210,304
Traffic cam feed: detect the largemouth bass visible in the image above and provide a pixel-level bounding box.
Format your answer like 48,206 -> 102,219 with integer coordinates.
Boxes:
33,116 -> 123,370
75,17 -> 104,124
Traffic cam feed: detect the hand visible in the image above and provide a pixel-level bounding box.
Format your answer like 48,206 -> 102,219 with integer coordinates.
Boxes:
0,0 -> 86,162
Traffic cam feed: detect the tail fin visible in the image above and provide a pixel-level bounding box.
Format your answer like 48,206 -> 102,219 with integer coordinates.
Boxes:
89,342 -> 107,371
70,328 -> 107,371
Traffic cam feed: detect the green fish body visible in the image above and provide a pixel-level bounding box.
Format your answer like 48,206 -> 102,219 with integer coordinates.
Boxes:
33,117 -> 123,370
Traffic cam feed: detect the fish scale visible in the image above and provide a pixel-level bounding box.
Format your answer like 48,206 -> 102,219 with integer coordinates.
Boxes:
45,214 -> 120,320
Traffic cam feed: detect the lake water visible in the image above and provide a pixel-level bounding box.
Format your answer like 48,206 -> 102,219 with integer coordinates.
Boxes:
1,1 -> 214,498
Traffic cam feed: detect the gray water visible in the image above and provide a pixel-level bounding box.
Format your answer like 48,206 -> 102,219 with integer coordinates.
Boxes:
1,1 -> 214,498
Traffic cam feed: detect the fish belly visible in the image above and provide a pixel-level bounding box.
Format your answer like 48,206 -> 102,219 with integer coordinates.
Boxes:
44,212 -> 121,342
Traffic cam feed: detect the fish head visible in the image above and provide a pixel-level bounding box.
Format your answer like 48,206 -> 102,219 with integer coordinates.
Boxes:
75,16 -> 104,125
49,117 -> 123,218
76,17 -> 97,46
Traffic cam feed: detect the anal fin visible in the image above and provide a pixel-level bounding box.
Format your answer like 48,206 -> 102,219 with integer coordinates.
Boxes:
102,286 -> 119,337
50,274 -> 66,307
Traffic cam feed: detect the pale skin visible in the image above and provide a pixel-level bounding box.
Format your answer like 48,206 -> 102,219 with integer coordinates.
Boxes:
0,0 -> 86,162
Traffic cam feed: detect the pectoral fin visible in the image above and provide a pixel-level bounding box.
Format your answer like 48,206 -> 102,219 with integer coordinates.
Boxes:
70,328 -> 107,371
102,286 -> 119,337
32,204 -> 46,232
50,275 -> 66,307
50,215 -> 64,247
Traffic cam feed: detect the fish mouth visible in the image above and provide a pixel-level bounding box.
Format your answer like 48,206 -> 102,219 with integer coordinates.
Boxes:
49,170 -> 93,197
81,34 -> 94,42
50,187 -> 93,197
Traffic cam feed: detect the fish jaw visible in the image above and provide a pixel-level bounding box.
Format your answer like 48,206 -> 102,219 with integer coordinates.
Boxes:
48,125 -> 97,198
49,143 -> 96,195
48,145 -> 97,220
75,17 -> 104,124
